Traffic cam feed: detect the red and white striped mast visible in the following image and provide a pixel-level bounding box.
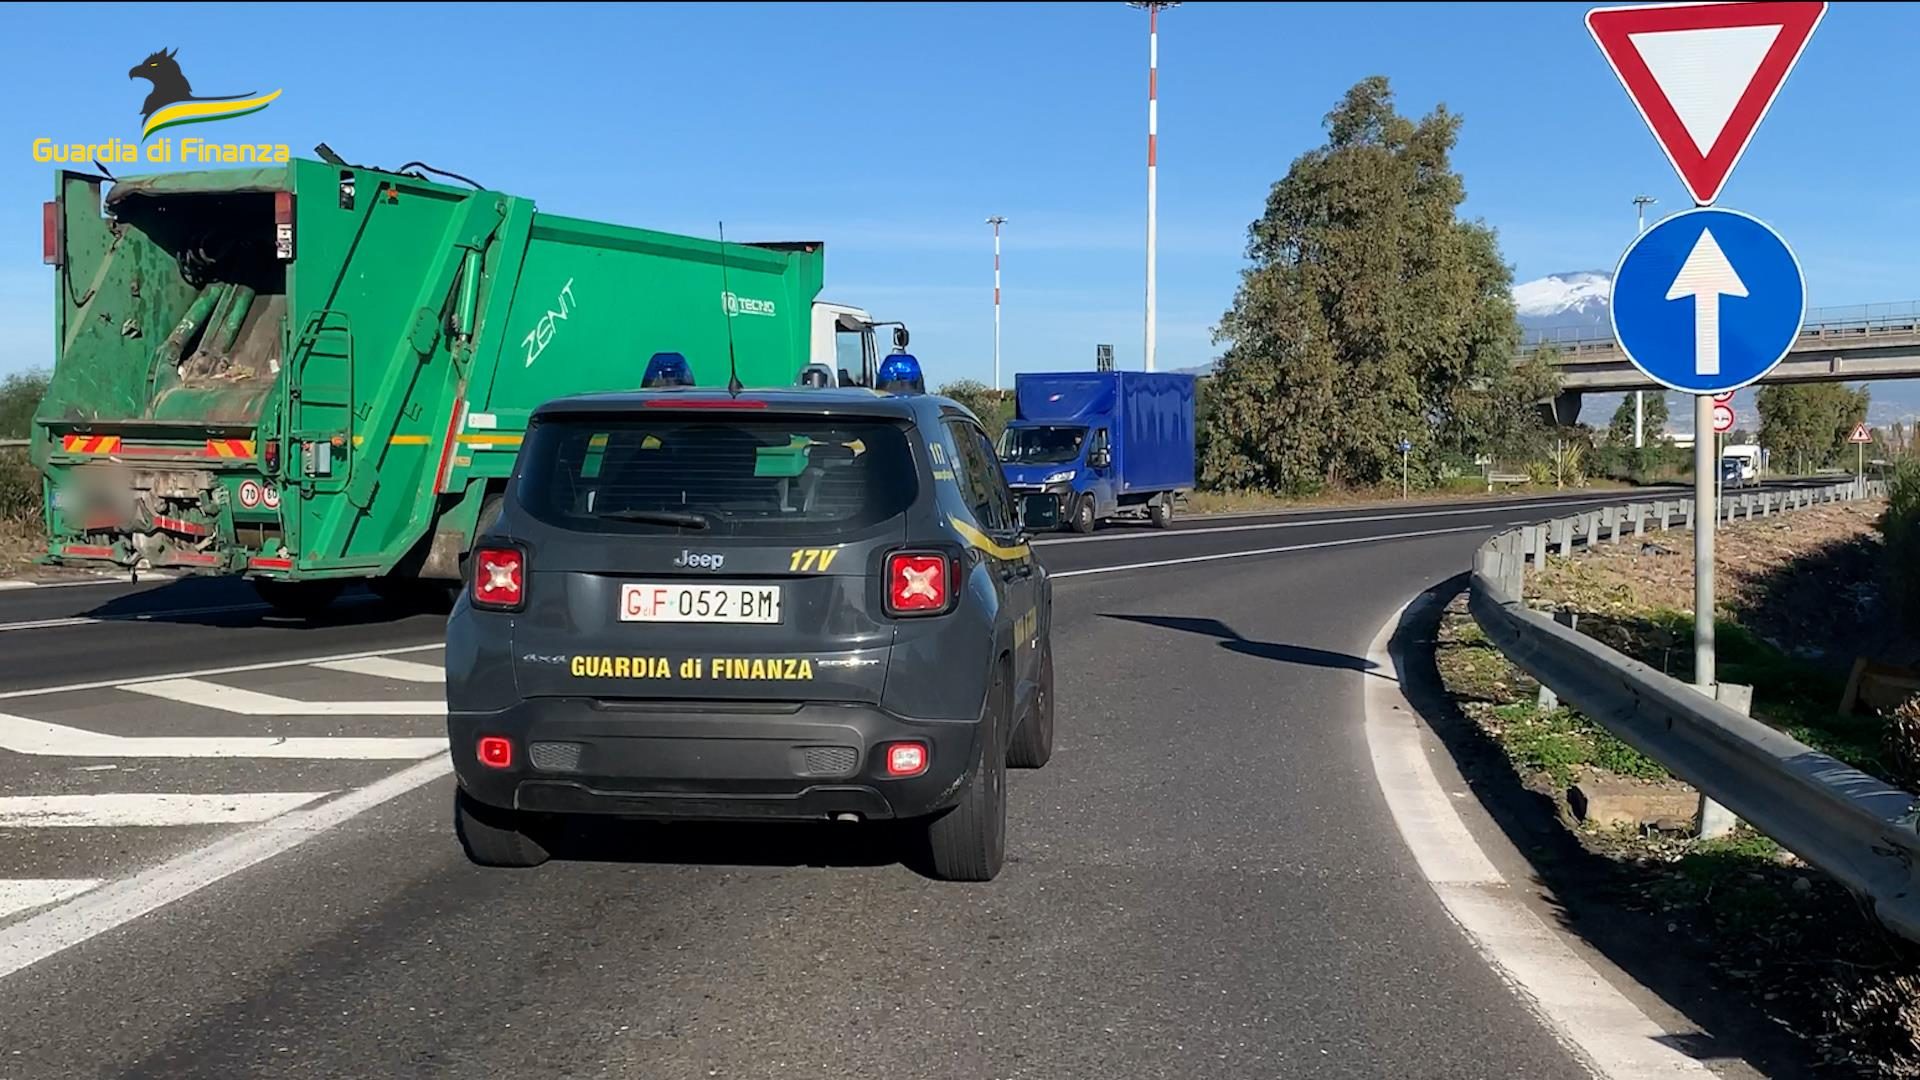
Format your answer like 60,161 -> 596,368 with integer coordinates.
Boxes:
1129,1 -> 1179,372
986,215 -> 1006,393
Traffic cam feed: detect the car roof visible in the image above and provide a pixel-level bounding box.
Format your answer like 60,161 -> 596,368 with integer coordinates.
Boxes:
530,387 -> 966,426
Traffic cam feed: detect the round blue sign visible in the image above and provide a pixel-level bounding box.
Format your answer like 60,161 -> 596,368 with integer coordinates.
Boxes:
1610,207 -> 1805,396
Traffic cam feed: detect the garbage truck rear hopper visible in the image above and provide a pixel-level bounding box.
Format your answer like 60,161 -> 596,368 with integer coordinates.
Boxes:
33,160 -> 906,611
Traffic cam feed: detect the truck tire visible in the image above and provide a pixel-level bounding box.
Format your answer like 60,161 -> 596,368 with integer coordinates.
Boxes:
1007,638 -> 1054,769
454,788 -> 550,868
1069,494 -> 1097,534
252,579 -> 345,618
458,493 -> 508,586
1149,495 -> 1175,529
923,663 -> 1009,882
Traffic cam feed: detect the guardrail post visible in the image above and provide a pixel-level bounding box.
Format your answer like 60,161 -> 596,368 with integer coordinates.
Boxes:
1631,505 -> 1646,538
1554,518 -> 1572,558
1744,494 -> 1755,520
1583,512 -> 1601,548
1599,507 -> 1616,544
1537,609 -> 1578,711
1531,525 -> 1548,569
1658,500 -> 1673,530
1696,683 -> 1753,839
1682,498 -> 1694,530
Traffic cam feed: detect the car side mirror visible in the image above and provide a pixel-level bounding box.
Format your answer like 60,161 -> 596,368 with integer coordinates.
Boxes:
1019,492 -> 1060,533
1089,449 -> 1111,469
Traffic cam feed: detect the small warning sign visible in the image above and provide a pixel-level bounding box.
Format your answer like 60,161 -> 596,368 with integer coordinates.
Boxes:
1849,422 -> 1873,444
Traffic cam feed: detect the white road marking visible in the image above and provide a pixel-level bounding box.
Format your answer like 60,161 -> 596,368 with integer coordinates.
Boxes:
1033,493 -> 1650,548
0,753 -> 451,981
0,573 -> 177,593
0,642 -> 443,703
0,880 -> 103,920
0,792 -> 328,828
314,656 -> 445,684
0,582 -> 37,592
0,713 -> 444,760
1362,593 -> 1710,1076
1049,523 -> 1491,579
123,678 -> 444,716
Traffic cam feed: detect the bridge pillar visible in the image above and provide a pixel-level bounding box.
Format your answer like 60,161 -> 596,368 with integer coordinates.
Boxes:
1546,390 -> 1583,428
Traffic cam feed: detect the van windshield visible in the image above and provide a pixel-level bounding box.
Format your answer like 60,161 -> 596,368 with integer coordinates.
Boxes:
999,425 -> 1086,465
516,416 -> 918,538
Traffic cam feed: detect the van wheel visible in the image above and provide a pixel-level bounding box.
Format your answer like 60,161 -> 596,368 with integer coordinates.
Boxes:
1069,494 -> 1097,534
1007,639 -> 1054,769
455,788 -> 549,868
923,664 -> 1009,882
1149,495 -> 1175,529
251,579 -> 344,617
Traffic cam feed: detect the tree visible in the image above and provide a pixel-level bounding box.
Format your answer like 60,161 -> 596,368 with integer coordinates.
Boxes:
1203,77 -> 1533,493
1757,383 -> 1869,473
935,379 -> 1009,440
0,369 -> 49,440
1608,392 -> 1669,446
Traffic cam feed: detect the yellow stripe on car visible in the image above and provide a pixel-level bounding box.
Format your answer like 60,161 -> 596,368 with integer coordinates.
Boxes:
948,516 -> 1031,560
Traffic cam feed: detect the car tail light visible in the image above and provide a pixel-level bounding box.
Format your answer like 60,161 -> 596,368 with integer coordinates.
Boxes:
472,545 -> 526,611
477,736 -> 513,769
884,742 -> 928,778
884,551 -> 953,617
42,200 -> 63,267
273,191 -> 295,260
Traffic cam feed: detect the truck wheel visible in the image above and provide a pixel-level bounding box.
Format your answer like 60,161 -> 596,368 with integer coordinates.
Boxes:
923,663 -> 1009,882
252,579 -> 344,618
1149,495 -> 1175,529
454,788 -> 550,868
1069,494 -> 1096,534
458,493 -> 508,586
1007,639 -> 1054,769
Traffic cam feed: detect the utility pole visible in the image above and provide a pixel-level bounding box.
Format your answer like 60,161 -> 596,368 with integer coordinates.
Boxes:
1128,2 -> 1179,372
987,216 -> 1006,394
1633,195 -> 1656,450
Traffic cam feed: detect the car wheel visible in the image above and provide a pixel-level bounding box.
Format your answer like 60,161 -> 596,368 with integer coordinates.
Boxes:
252,578 -> 345,618
924,663 -> 1009,882
1149,495 -> 1174,529
1069,494 -> 1096,534
454,787 -> 550,868
1007,639 -> 1054,769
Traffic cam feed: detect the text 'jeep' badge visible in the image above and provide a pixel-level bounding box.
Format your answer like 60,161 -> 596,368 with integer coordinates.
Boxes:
673,550 -> 725,571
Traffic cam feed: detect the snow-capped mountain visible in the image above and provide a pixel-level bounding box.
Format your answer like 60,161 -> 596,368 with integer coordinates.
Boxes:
1513,270 -> 1612,336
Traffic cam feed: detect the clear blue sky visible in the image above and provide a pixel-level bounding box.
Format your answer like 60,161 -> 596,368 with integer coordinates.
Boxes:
3,1 -> 1917,385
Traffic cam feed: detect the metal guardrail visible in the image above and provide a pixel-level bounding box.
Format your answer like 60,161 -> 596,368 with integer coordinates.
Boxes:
1466,480 -> 1920,943
1518,299 -> 1920,355
0,439 -> 27,449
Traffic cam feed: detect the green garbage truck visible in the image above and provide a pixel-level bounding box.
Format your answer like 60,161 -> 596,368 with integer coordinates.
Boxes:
32,158 -> 909,611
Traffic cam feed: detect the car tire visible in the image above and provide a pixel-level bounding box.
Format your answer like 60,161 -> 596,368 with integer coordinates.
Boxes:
1149,495 -> 1174,530
1007,639 -> 1054,769
454,787 -> 550,868
924,663 -> 1010,882
1069,494 -> 1096,534
251,578 -> 344,618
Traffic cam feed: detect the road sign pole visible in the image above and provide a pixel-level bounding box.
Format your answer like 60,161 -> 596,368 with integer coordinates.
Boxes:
1694,393 -> 1715,692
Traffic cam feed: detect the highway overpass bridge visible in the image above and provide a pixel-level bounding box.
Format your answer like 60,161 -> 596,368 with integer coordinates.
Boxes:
1518,301 -> 1920,422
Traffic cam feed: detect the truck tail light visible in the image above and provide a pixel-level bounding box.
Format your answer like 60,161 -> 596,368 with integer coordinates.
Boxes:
472,545 -> 526,611
273,191 -> 295,261
884,742 -> 928,778
884,551 -> 953,617
263,438 -> 280,474
42,200 -> 63,267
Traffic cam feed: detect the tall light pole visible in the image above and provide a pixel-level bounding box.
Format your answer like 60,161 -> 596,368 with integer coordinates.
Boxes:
987,216 -> 1006,393
1632,195 -> 1656,448
1129,1 -> 1179,372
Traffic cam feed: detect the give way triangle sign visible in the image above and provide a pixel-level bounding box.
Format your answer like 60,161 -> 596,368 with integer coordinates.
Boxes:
1587,1 -> 1826,206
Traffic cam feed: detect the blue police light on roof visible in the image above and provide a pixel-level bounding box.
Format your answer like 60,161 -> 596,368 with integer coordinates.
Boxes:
876,353 -> 925,394
642,352 -> 695,388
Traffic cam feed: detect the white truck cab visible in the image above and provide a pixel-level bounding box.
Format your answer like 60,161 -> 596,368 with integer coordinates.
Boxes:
807,302 -> 909,388
1724,443 -> 1764,482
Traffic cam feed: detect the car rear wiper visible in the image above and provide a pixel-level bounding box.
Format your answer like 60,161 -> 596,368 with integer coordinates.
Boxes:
596,509 -> 712,529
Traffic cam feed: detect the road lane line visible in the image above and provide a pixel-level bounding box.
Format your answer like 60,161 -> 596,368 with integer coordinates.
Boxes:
0,714 -> 445,759
0,642 -> 444,703
1363,592 -> 1710,1077
1033,493 -> 1654,547
1048,523 -> 1491,578
0,753 -> 452,982
313,657 -> 445,684
0,792 -> 328,827
123,678 -> 445,716
0,880 -> 104,920
0,582 -> 36,592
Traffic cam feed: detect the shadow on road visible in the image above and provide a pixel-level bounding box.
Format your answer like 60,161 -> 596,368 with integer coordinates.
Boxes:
538,818 -> 920,874
1099,612 -> 1382,675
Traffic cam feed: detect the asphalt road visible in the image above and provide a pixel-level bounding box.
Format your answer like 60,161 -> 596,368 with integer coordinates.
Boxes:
0,489 -> 1715,1079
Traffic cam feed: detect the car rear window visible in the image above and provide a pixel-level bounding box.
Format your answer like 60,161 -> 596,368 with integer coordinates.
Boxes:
515,415 -> 919,537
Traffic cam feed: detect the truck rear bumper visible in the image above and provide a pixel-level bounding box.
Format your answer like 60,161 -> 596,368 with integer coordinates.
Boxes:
448,699 -> 980,823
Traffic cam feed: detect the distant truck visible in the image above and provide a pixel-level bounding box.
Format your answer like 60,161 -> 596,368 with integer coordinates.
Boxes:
997,371 -> 1196,533
32,159 -> 907,611
1723,443 -> 1764,482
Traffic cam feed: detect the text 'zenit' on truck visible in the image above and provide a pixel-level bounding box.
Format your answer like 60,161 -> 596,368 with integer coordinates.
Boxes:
32,159 -> 908,612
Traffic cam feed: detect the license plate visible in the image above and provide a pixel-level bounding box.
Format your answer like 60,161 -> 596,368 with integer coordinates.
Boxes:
619,583 -> 782,624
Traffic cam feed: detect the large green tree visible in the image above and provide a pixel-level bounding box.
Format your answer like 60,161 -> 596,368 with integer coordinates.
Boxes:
1608,392 -> 1669,445
0,369 -> 48,440
1756,383 -> 1869,473
1203,77 -> 1542,493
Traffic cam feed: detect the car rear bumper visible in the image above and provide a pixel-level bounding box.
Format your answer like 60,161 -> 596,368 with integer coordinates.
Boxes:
448,699 -> 980,822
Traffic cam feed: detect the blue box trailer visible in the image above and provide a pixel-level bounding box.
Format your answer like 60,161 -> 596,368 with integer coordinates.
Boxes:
997,371 -> 1196,533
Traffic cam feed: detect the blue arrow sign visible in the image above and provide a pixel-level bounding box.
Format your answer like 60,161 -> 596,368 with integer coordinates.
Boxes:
1610,207 -> 1805,395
